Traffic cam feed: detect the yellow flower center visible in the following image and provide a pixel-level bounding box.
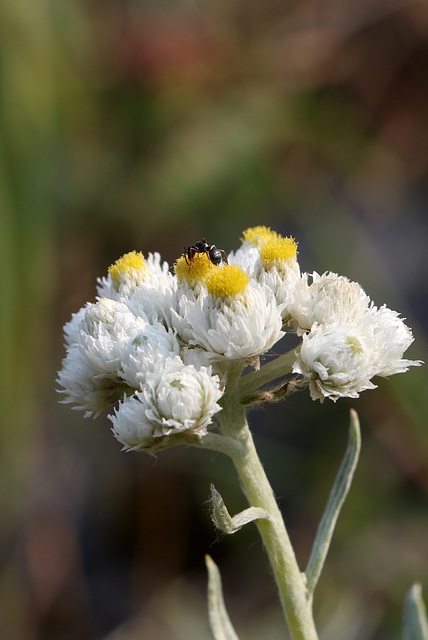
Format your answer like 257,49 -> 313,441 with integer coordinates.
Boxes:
346,336 -> 363,354
108,251 -> 147,288
174,252 -> 213,284
259,237 -> 298,271
241,226 -> 280,247
206,264 -> 249,300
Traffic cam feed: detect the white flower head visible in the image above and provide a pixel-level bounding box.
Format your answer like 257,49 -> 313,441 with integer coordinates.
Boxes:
57,345 -> 130,417
57,298 -> 148,416
110,357 -> 223,451
107,394 -> 155,451
288,271 -> 371,334
257,235 -> 299,276
81,297 -> 147,341
97,251 -> 150,299
119,323 -> 181,389
97,251 -> 176,324
293,321 -> 378,402
257,266 -> 306,325
240,225 -> 281,249
125,252 -> 176,323
364,305 -> 422,376
171,264 -> 284,368
63,306 -> 87,347
229,226 -> 299,280
228,227 -> 302,324
293,309 -> 422,402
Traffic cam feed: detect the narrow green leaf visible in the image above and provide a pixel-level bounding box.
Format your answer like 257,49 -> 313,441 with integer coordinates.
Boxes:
403,583 -> 428,640
305,409 -> 361,597
205,555 -> 240,640
210,483 -> 270,534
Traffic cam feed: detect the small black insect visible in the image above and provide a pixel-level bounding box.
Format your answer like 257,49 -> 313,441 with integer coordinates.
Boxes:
184,238 -> 228,266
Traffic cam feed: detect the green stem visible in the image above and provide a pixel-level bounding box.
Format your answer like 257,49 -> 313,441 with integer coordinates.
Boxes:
238,350 -> 297,399
186,431 -> 245,459
218,366 -> 318,640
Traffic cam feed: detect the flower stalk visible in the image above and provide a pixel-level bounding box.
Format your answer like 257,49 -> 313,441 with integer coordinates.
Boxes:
217,366 -> 318,640
238,349 -> 298,399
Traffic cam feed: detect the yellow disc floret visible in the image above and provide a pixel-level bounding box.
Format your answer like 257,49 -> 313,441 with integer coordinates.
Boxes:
108,251 -> 147,288
241,226 -> 280,247
206,264 -> 249,300
346,336 -> 364,354
259,236 -> 298,271
174,252 -> 213,284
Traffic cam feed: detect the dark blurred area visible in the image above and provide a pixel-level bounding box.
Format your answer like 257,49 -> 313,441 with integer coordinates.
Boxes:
1,0 -> 427,638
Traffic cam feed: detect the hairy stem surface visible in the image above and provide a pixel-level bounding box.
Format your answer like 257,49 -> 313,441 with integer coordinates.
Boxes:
218,366 -> 318,640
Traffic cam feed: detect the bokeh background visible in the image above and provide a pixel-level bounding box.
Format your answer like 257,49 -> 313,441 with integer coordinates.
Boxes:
1,0 -> 428,638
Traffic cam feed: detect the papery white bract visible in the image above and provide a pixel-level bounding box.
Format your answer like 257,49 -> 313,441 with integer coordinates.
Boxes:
365,305 -> 421,376
293,321 -> 379,402
228,244 -> 260,276
110,357 -> 223,450
257,266 -> 306,325
287,271 -> 371,335
235,230 -> 303,325
293,307 -> 421,402
119,323 -> 181,389
57,298 -> 148,415
171,274 -> 284,369
97,251 -> 176,324
57,344 -> 125,416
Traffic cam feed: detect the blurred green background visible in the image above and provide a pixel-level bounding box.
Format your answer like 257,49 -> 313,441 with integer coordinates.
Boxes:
1,0 -> 427,638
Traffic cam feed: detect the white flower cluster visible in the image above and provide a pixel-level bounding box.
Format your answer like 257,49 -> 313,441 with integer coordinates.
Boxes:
58,228 -> 421,450
288,271 -> 421,401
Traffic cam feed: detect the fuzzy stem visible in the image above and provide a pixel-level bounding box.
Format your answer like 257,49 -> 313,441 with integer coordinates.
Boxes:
218,366 -> 318,640
238,350 -> 297,399
186,431 -> 246,459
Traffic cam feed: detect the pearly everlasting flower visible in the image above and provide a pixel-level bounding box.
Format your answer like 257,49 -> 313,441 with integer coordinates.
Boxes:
57,298 -> 148,415
252,236 -> 302,324
80,297 -> 147,342
293,321 -> 379,402
97,251 -> 148,299
119,323 -> 181,389
258,236 -> 299,275
173,252 -> 214,301
287,271 -> 371,334
240,225 -> 282,248
171,263 -> 284,368
364,305 -> 421,376
63,306 -> 88,347
98,251 -> 173,297
108,396 -> 155,450
97,251 -> 176,324
226,227 -> 304,325
58,226 -> 421,448
110,357 -> 223,451
228,226 -> 291,277
293,309 -> 421,402
57,345 -> 131,416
